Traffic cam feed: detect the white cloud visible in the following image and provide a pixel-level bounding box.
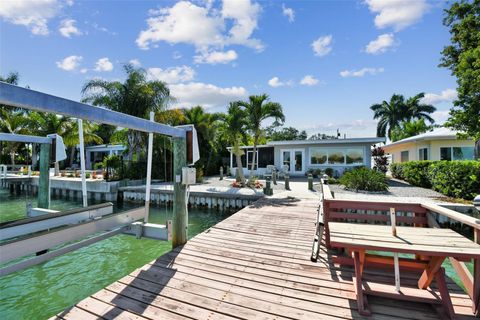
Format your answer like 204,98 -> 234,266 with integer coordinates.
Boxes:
129,59 -> 141,67
136,0 -> 264,57
311,35 -> 332,57
365,0 -> 429,31
94,57 -> 113,72
300,75 -> 320,86
340,67 -> 384,78
421,89 -> 457,105
80,68 -> 87,74
194,50 -> 238,64
431,110 -> 450,124
268,76 -> 293,88
365,33 -> 396,54
0,0 -> 62,35
170,82 -> 248,109
59,19 -> 82,37
147,66 -> 195,84
56,55 -> 83,71
282,4 -> 295,23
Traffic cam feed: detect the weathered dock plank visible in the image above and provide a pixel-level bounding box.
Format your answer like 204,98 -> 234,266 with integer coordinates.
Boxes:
52,197 -> 476,320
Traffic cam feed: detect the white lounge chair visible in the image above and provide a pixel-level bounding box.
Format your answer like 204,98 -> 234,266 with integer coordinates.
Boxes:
278,165 -> 289,178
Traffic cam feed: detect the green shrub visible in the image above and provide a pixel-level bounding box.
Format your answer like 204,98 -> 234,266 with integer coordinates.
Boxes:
85,173 -> 91,179
325,168 -> 334,177
429,161 -> 480,200
401,161 -> 433,188
390,163 -> 404,179
339,167 -> 388,192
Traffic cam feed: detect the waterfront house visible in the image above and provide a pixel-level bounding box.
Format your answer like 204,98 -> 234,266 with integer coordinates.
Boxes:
227,137 -> 385,177
383,128 -> 475,163
85,144 -> 126,169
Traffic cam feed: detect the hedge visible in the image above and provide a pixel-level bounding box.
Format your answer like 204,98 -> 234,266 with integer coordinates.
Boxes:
339,167 -> 388,192
389,160 -> 480,200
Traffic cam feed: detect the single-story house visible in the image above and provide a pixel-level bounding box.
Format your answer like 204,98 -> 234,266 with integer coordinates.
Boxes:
383,128 -> 475,163
85,144 -> 126,169
227,137 -> 385,177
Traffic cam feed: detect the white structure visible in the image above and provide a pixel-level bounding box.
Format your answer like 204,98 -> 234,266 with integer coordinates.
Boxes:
383,128 -> 475,163
85,144 -> 126,169
228,137 -> 385,177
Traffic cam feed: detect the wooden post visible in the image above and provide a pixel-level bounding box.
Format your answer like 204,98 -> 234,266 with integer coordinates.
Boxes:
38,143 -> 50,209
272,169 -> 277,185
144,112 -> 154,223
219,166 -> 223,180
390,208 -> 400,292
172,136 -> 188,249
285,173 -> 290,190
474,229 -> 480,316
308,174 -> 313,190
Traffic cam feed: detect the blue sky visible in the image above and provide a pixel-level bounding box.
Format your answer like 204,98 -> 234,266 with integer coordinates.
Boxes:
0,0 -> 457,137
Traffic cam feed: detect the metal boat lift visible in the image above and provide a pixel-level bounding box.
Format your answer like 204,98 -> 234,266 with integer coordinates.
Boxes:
0,82 -> 198,276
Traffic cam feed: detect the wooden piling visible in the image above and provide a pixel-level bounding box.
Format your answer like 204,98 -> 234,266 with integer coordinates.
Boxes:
172,136 -> 188,249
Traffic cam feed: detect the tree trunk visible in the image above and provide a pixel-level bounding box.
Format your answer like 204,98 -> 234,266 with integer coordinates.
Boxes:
248,139 -> 258,185
32,145 -> 38,170
54,162 -> 60,176
475,139 -> 480,160
10,151 -> 15,166
235,152 -> 246,186
69,147 -> 76,167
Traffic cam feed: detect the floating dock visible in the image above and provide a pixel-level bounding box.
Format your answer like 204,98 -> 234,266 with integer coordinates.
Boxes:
52,196 -> 475,320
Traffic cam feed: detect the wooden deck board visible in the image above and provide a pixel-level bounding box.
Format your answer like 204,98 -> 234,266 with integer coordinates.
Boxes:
53,198 -> 476,320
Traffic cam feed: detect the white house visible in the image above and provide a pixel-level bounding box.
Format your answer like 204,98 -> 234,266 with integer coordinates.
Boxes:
228,137 -> 385,177
85,144 -> 126,169
383,128 -> 475,163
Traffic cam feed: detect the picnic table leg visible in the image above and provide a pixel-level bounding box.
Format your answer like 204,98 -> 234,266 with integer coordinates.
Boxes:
418,256 -> 445,289
435,267 -> 456,320
353,250 -> 370,316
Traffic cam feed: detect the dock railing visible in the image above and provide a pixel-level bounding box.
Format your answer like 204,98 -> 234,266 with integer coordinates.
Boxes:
321,186 -> 480,316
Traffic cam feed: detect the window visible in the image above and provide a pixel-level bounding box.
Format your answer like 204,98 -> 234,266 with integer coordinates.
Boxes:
309,147 -> 363,166
247,150 -> 258,169
418,148 -> 428,160
346,148 -> 364,165
400,151 -> 409,162
310,148 -> 327,164
441,146 -> 474,160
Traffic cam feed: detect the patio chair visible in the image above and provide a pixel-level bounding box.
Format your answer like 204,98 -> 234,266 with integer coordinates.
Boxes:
277,165 -> 289,179
263,165 -> 275,179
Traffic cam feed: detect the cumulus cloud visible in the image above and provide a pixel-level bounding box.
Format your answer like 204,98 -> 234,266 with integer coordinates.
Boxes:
147,66 -> 195,84
268,77 -> 293,88
431,110 -> 450,124
56,55 -> 83,71
282,4 -> 294,23
194,50 -> 238,64
365,0 -> 429,31
421,89 -> 457,105
300,75 -> 320,86
59,19 -> 82,37
129,59 -> 141,67
94,57 -> 113,72
365,33 -> 397,54
340,67 -> 384,78
0,0 -> 63,35
136,0 -> 263,54
312,35 -> 332,57
170,82 -> 248,109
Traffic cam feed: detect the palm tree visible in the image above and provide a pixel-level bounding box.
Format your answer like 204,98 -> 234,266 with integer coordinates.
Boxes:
63,120 -> 103,167
0,108 -> 29,165
390,119 -> 431,142
183,106 -> 221,174
236,94 -> 285,184
81,64 -> 172,160
370,94 -> 406,140
220,103 -> 249,186
405,93 -> 436,123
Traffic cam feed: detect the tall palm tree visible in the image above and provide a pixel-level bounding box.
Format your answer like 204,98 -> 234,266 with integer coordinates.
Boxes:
370,94 -> 406,140
0,108 -> 29,165
220,103 -> 249,186
390,119 -> 431,142
81,64 -> 172,160
63,120 -> 103,167
236,94 -> 285,184
405,93 -> 436,123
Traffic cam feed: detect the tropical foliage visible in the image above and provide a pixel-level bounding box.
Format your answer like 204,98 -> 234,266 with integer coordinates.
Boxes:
390,119 -> 432,142
370,93 -> 436,140
339,167 -> 389,192
440,0 -> 480,159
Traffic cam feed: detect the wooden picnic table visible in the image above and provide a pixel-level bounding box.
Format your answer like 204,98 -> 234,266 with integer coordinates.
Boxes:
329,222 -> 480,319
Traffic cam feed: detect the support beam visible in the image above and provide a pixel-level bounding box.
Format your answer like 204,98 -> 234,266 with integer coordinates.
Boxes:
78,119 -> 88,207
144,112 -> 154,223
172,137 -> 187,248
0,82 -> 185,138
0,133 -> 52,144
38,143 -> 50,209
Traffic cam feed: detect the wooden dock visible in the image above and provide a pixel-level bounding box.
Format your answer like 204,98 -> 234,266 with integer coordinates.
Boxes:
53,197 -> 476,320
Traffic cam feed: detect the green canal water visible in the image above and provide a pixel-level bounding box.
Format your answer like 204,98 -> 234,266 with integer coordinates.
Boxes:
0,189 -> 232,320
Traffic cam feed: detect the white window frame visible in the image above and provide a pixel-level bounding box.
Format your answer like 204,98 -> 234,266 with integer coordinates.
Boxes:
246,150 -> 259,169
400,150 -> 409,163
280,149 -> 305,174
308,147 -> 366,167
418,147 -> 429,161
440,146 -> 475,161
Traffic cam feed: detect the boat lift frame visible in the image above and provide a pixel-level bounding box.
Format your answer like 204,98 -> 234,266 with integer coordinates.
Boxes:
0,82 -> 191,276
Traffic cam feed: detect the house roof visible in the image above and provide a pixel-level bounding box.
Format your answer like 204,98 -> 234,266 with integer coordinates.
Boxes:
226,137 -> 385,150
266,137 -> 385,146
384,128 -> 467,148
